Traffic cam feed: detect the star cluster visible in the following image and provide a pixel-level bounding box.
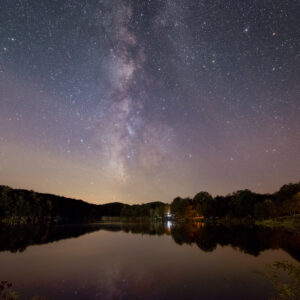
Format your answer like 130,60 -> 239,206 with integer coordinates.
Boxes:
0,0 -> 299,203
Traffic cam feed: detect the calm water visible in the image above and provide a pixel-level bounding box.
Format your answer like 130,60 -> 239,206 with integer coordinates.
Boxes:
0,222 -> 299,299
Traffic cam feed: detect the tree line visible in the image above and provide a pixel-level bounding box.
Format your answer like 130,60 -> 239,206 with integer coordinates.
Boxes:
0,186 -> 169,224
0,182 -> 299,224
0,186 -> 128,224
170,182 -> 300,220
120,201 -> 167,220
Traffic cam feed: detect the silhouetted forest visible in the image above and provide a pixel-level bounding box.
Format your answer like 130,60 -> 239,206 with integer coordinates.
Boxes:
0,186 -> 129,224
120,201 -> 167,219
0,185 -> 170,224
0,182 -> 300,224
170,182 -> 300,221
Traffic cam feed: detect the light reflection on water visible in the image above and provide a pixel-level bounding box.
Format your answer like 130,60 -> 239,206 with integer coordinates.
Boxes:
0,222 -> 299,300
167,220 -> 172,229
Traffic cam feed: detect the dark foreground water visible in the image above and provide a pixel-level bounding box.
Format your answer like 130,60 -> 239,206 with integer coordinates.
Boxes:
0,222 -> 299,300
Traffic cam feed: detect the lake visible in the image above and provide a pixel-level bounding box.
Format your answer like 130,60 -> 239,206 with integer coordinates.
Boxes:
0,222 -> 299,299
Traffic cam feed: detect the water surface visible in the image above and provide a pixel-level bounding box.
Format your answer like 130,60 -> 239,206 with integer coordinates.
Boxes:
0,223 -> 299,299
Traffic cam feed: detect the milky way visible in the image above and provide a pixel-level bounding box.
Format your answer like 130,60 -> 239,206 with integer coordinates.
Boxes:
0,1 -> 299,203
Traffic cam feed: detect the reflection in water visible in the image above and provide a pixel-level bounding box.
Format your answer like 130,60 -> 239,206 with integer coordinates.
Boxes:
0,222 -> 300,300
0,223 -> 103,253
1,222 -> 300,261
167,220 -> 173,230
265,261 -> 300,300
171,223 -> 300,261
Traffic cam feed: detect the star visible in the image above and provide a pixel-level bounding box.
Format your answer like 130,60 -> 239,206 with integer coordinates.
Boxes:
0,0 -> 298,204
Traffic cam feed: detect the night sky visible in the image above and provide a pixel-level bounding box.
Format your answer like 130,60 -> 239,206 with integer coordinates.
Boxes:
0,0 -> 299,204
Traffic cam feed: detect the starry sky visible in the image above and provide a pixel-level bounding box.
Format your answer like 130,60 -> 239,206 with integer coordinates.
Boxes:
0,0 -> 299,204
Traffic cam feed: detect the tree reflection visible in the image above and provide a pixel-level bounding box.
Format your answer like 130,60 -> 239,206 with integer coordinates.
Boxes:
265,261 -> 300,300
170,223 -> 300,261
0,222 -> 300,262
0,223 -> 103,253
